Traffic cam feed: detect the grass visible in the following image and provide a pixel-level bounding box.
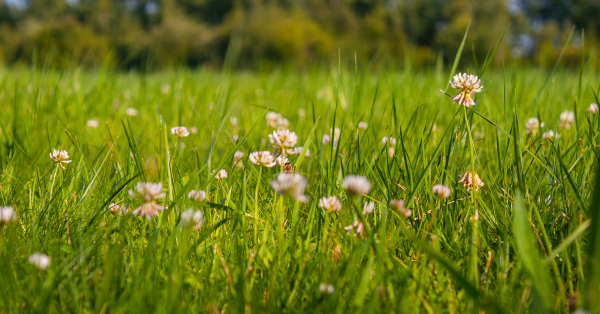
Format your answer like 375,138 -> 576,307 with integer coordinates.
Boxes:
0,62 -> 599,313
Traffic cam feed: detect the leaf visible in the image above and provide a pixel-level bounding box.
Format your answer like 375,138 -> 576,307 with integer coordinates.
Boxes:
513,191 -> 554,310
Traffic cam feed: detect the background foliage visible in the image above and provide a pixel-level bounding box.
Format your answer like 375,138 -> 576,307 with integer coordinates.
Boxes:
0,0 -> 599,70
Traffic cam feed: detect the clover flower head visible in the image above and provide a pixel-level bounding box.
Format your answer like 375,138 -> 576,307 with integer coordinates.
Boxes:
0,206 -> 17,225
270,173 -> 308,202
266,112 -> 283,128
381,136 -> 397,146
109,203 -> 127,216
128,182 -> 165,220
449,73 -> 483,107
344,219 -> 366,238
214,169 -> 228,180
87,119 -> 99,128
559,110 -> 575,130
319,284 -> 335,294
362,201 -> 375,215
318,196 -> 342,212
289,147 -> 310,157
49,150 -> 72,169
126,108 -> 139,116
432,184 -> 451,199
29,253 -> 51,270
588,103 -> 599,114
181,208 -> 205,230
249,151 -> 276,168
390,199 -> 411,217
188,190 -> 207,202
275,155 -> 289,166
525,117 -> 542,136
342,175 -> 371,196
458,171 -> 485,192
542,130 -> 558,141
170,126 -> 190,138
269,130 -> 298,152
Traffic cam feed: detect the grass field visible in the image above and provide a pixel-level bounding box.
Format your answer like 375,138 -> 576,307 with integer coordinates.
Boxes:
1,56 -> 600,313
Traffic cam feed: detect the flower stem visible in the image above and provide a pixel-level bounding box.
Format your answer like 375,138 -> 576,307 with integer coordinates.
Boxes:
49,165 -> 58,199
254,167 -> 262,245
463,106 -> 479,287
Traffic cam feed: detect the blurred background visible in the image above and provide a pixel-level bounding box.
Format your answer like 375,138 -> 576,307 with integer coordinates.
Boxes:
0,0 -> 598,70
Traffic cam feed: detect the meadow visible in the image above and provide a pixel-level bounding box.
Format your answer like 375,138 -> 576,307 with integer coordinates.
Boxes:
1,54 -> 600,313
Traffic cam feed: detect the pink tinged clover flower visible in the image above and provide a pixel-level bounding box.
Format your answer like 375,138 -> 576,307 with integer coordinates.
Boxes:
128,182 -> 166,220
49,149 -> 72,169
449,73 -> 483,107
270,173 -> 308,202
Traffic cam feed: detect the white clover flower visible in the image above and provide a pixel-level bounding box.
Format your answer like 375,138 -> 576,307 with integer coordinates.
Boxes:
266,112 -> 283,128
277,118 -> 290,130
0,206 -> 17,225
29,253 -> 51,270
388,147 -> 395,158
342,175 -> 371,196
128,182 -> 166,220
362,202 -> 375,215
588,103 -> 599,114
458,171 -> 485,192
330,128 -> 341,142
525,117 -> 541,136
297,108 -> 307,119
234,151 -> 244,161
249,151 -> 276,168
188,190 -> 207,202
108,203 -> 127,216
269,130 -> 298,153
160,83 -> 170,94
318,196 -> 342,212
275,156 -> 289,166
214,169 -> 228,180
381,136 -> 397,146
344,219 -> 366,237
449,73 -> 483,107
432,185 -> 451,199
181,208 -> 205,230
49,149 -> 72,169
126,108 -> 138,116
270,172 -> 308,202
542,130 -> 558,141
230,116 -> 238,126
390,199 -> 411,217
170,126 -> 190,138
190,126 -> 198,134
322,134 -> 332,144
87,119 -> 99,129
559,110 -> 575,130
358,122 -> 368,130
319,284 -> 335,294
289,147 -> 310,157
233,151 -> 245,168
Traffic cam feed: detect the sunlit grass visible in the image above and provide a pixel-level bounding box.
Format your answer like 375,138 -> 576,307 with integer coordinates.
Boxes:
0,63 -> 599,313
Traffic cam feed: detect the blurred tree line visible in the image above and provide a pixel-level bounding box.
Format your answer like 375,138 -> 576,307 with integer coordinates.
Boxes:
0,0 -> 598,70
